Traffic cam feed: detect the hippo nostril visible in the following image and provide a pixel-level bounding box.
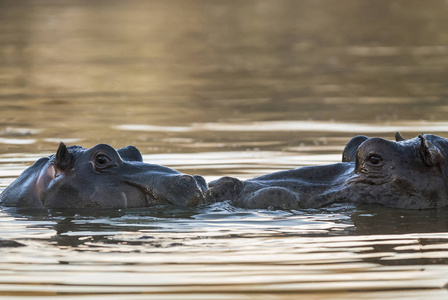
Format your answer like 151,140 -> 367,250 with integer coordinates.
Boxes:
177,175 -> 199,191
180,175 -> 194,182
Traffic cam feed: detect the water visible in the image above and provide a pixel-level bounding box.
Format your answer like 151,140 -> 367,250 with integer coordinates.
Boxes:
1,0 -> 448,298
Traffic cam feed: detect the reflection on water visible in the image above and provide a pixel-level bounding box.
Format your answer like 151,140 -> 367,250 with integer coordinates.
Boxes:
1,204 -> 448,298
2,0 -> 448,298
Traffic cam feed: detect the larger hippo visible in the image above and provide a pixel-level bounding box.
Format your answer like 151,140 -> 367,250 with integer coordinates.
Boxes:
0,143 -> 207,208
206,133 -> 448,210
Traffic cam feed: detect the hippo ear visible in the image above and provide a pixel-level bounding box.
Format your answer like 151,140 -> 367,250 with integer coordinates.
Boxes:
55,142 -> 73,170
117,145 -> 143,162
419,135 -> 444,167
342,135 -> 369,162
395,132 -> 406,142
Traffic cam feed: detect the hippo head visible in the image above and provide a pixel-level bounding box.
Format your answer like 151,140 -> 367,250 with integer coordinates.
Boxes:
0,143 -> 207,209
341,133 -> 448,209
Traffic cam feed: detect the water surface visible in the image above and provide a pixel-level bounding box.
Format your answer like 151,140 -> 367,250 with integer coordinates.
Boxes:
1,0 -> 448,298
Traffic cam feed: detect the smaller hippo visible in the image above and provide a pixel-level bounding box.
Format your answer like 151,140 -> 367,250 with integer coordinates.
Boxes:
206,133 -> 448,210
0,143 -> 207,209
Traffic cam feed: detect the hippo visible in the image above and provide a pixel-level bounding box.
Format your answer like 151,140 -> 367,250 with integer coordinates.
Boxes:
0,143 -> 207,208
206,133 -> 448,210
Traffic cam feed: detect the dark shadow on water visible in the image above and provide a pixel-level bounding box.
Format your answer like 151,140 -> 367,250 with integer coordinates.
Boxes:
350,204 -> 448,235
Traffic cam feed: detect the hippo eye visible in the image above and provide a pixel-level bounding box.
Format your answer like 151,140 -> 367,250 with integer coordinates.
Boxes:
368,155 -> 382,165
96,155 -> 109,165
94,154 -> 111,169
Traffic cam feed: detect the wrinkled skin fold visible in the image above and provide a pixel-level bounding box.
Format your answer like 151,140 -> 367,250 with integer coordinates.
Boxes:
206,133 -> 448,210
0,143 -> 207,208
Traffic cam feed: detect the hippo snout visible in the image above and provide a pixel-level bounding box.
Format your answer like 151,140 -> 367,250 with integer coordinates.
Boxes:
205,176 -> 244,203
124,171 -> 208,207
178,175 -> 207,193
174,174 -> 207,206
119,160 -> 208,207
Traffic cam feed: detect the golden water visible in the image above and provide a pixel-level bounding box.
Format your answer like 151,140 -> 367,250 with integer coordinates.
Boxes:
1,0 -> 448,298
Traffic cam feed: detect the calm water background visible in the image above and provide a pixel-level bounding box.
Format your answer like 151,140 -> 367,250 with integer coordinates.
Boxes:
1,0 -> 448,298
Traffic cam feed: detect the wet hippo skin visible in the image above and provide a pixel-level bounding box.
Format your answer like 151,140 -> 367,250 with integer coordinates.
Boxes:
206,133 -> 448,210
0,143 -> 207,208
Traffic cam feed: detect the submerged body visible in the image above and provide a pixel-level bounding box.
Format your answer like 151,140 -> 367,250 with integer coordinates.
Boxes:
0,143 -> 207,208
206,134 -> 448,210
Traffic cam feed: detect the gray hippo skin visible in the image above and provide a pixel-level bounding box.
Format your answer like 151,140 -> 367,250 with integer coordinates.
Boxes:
206,133 -> 448,210
0,143 -> 207,208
